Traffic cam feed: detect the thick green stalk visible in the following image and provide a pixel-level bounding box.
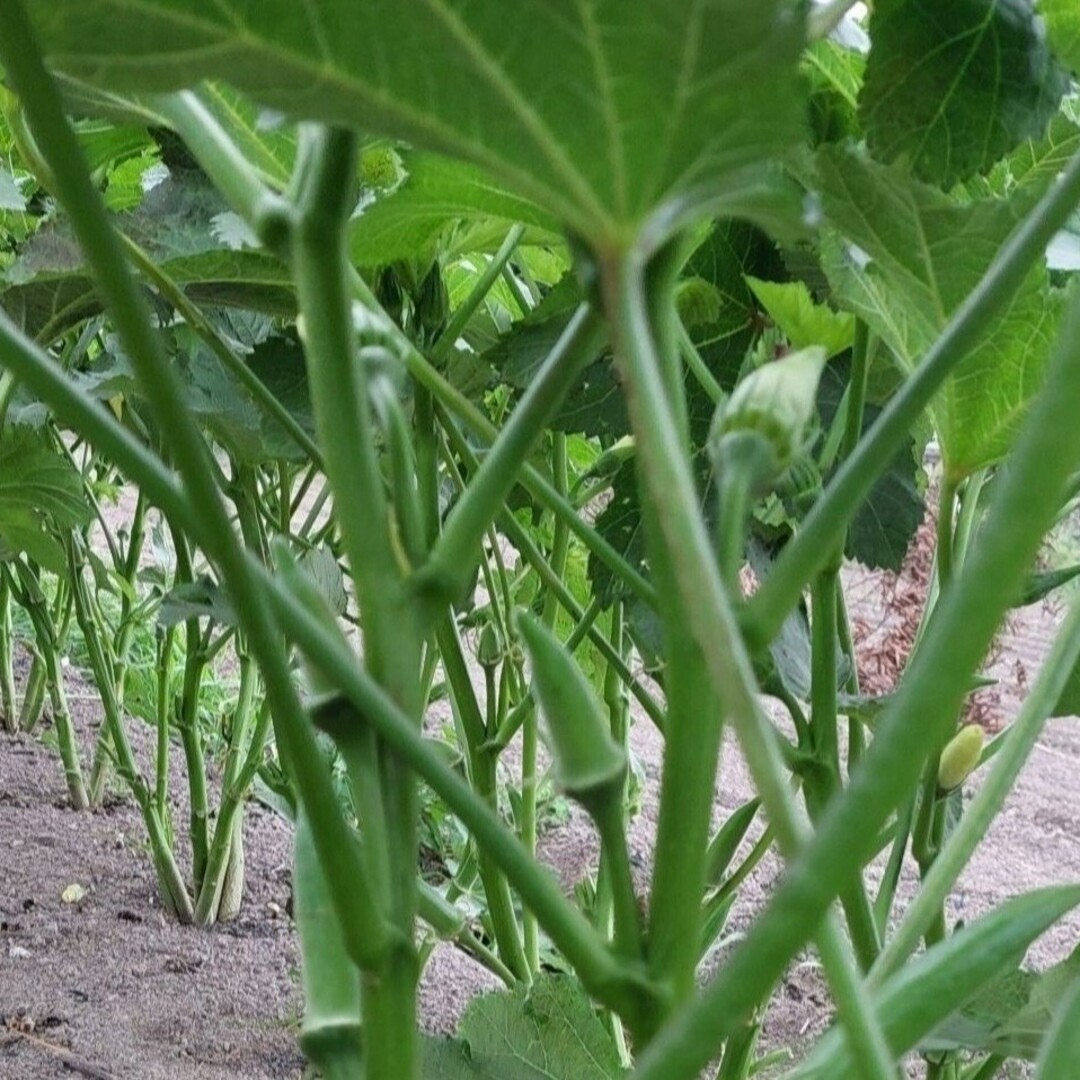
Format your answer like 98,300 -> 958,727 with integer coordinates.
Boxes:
291,126 -> 423,1080
746,147 -> 1080,649
631,291 -> 1080,1080
0,14 -> 391,972
641,486 -> 724,1009
601,252 -> 891,1077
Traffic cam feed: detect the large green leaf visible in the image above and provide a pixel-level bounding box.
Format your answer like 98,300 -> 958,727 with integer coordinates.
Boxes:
816,145 -> 1061,479
24,0 -> 808,245
425,975 -> 625,1079
860,0 -> 1066,187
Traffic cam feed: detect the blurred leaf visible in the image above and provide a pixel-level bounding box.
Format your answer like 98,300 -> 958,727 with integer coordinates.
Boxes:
297,546 -> 347,618
158,577 -> 236,627
174,332 -> 315,464
1035,984 -> 1080,1079
1,170 -> 294,340
860,0 -> 1066,186
792,886 -> 1080,1078
923,945 -> 1080,1061
1043,0 -> 1080,74
0,429 -> 91,572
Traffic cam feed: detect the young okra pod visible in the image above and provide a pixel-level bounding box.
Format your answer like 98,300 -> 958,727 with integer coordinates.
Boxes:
515,610 -> 627,813
937,723 -> 985,792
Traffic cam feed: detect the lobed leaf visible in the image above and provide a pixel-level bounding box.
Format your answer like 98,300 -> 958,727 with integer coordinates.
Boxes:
23,0 -> 808,246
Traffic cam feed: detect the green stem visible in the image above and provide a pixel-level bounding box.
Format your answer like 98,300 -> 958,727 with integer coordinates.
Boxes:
172,530 -> 210,894
292,126 -> 422,1079
937,477 -> 958,592
18,649 -> 46,733
437,618 -> 530,982
0,576 -> 16,732
10,562 -> 88,808
746,147 -> 1080,650
429,226 -> 525,364
195,647 -> 260,925
437,417 -> 666,732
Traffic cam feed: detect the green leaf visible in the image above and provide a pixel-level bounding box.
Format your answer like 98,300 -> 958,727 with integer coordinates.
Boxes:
425,975 -> 626,1079
791,886 -> 1080,1079
923,945 -> 1080,1061
746,276 -> 854,357
173,331 -> 315,464
1043,0 -> 1080,74
1035,984 -> 1080,1079
351,150 -> 559,268
0,429 -> 91,573
860,0 -> 1066,186
158,577 -> 236,627
1,170 -> 294,341
25,0 -> 808,245
816,144 -> 1061,478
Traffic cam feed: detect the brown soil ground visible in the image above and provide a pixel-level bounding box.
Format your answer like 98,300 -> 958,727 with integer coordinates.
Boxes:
3,542 -> 1080,1078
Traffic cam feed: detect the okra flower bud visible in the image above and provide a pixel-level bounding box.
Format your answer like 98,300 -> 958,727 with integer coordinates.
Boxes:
711,345 -> 827,488
515,610 -> 626,811
477,621 -> 504,670
938,724 -> 985,791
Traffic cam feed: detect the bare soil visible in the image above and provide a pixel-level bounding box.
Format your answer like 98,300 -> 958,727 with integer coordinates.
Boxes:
3,547 -> 1080,1078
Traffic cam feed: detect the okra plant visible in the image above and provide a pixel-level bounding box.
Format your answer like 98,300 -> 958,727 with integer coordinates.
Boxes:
2,1 -> 1080,1078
